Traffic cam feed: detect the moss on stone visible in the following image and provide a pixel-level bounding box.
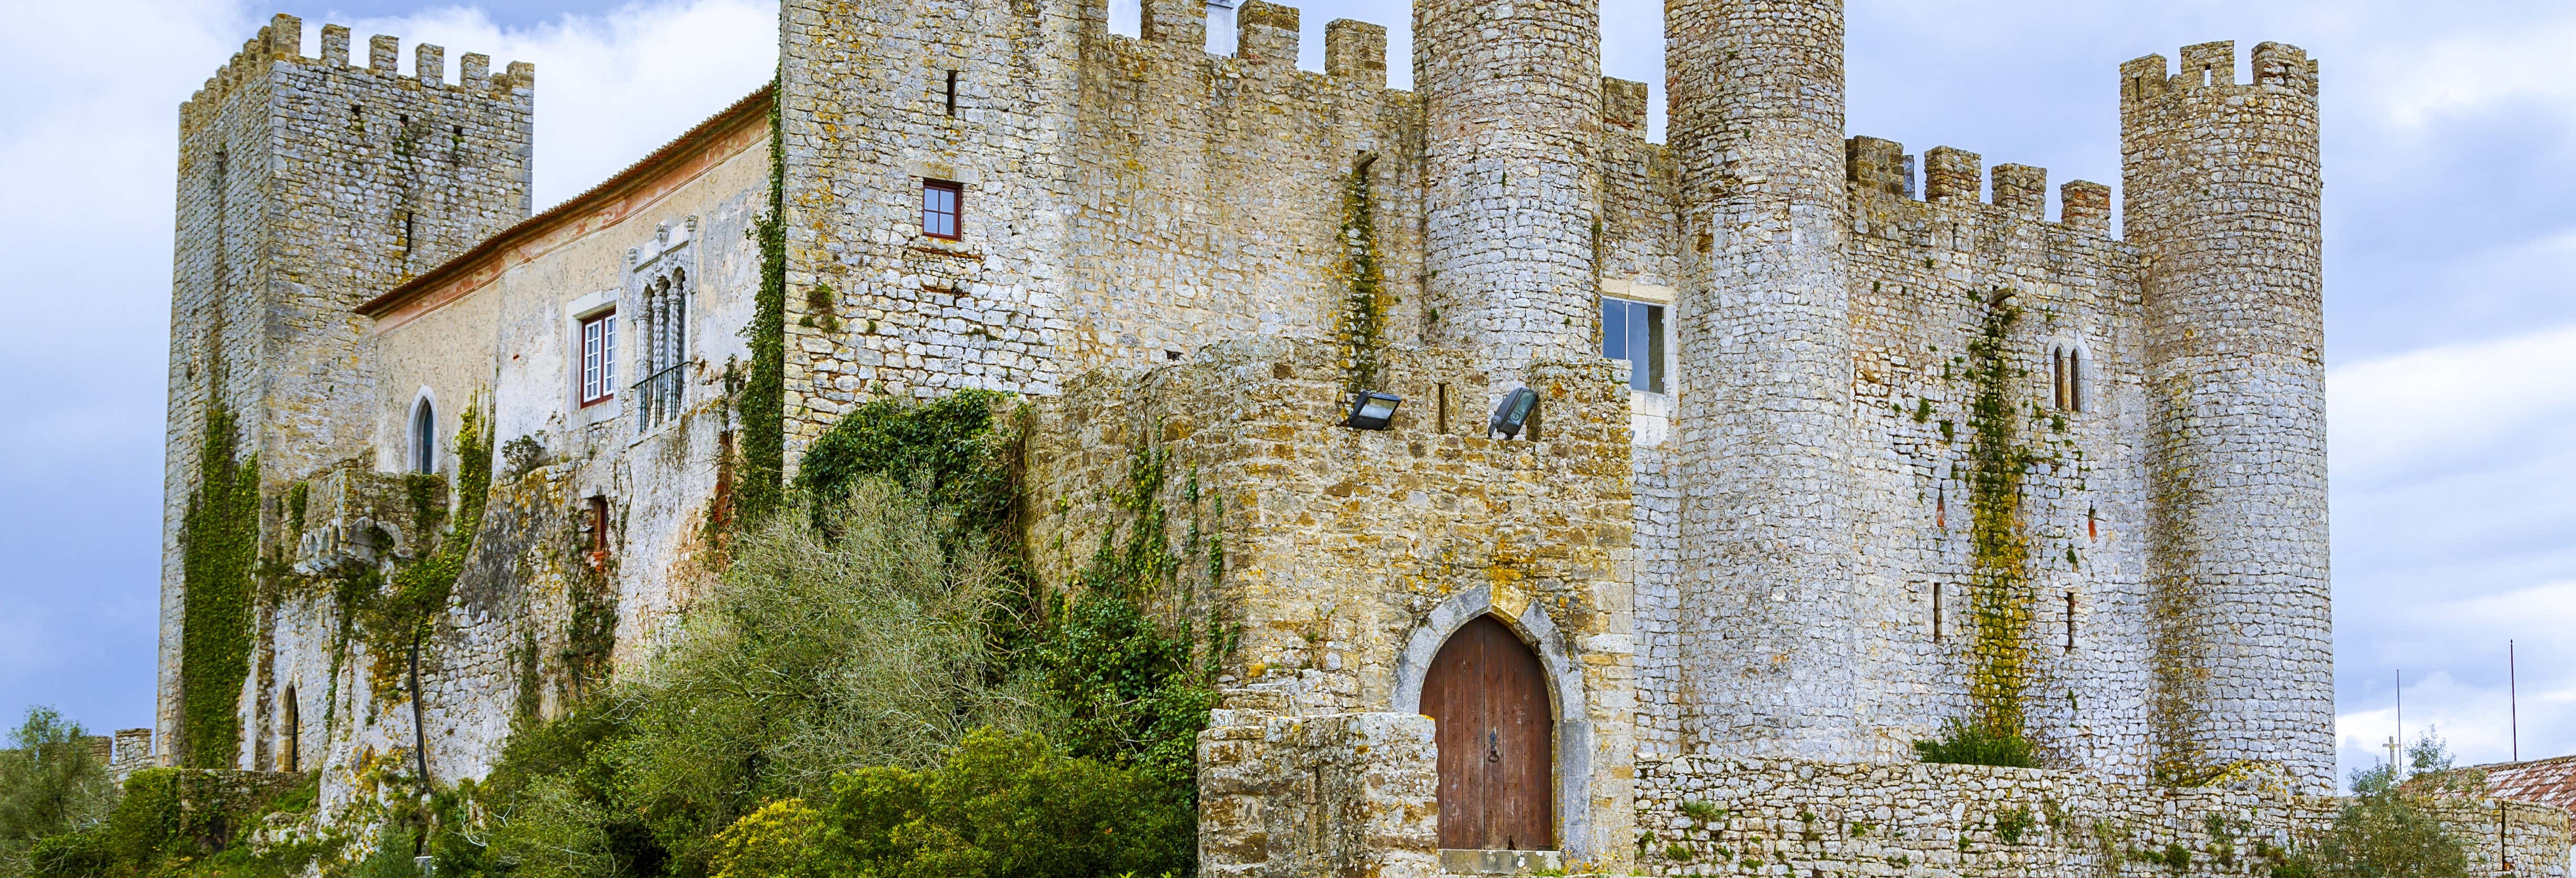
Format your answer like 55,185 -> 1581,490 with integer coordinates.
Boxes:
1963,293 -> 2037,747
1333,153 -> 1388,395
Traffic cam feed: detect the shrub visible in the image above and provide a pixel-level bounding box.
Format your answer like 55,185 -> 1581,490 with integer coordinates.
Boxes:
473,479 -> 1043,876
1912,719 -> 2039,768
710,729 -> 1192,878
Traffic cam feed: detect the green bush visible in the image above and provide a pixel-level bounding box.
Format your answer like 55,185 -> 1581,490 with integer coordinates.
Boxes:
0,707 -> 116,877
1912,719 -> 2039,768
25,767 -> 311,878
467,479 -> 1046,877
452,396 -> 1222,878
2273,730 -> 2475,878
707,729 -> 1190,878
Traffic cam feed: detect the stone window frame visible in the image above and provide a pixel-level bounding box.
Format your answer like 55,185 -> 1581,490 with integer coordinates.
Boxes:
2049,339 -> 2092,414
626,217 -> 698,439
407,387 -> 438,474
1391,585 -> 1599,861
1600,295 -> 1668,394
565,288 -> 624,426
577,308 -> 617,408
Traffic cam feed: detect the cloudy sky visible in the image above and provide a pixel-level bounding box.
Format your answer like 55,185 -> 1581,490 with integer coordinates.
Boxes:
2,0 -> 2570,783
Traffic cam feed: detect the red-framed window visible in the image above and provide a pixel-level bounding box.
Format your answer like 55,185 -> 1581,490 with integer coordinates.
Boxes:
922,179 -> 962,240
580,310 -> 617,406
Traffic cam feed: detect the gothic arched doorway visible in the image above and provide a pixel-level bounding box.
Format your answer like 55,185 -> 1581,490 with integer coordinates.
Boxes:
1418,613 -> 1554,850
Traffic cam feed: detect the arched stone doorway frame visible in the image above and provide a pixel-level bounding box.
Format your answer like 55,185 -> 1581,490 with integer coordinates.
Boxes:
1392,584 -> 1595,859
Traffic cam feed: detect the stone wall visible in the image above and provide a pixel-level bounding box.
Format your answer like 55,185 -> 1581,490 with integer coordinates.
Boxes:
249,86 -> 768,809
1832,145 -> 2154,777
1662,0 -> 1866,762
1635,757 -> 2570,878
1417,0 -> 1601,386
1199,708 -> 1439,878
1025,338 -> 1638,865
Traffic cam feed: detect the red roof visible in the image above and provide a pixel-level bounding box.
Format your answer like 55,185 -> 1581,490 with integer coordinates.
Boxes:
2474,755 -> 2576,811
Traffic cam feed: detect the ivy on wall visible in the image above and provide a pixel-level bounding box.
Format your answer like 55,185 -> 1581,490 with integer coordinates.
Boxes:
178,405 -> 260,769
342,397 -> 495,698
735,75 -> 789,523
1963,292 -> 2036,748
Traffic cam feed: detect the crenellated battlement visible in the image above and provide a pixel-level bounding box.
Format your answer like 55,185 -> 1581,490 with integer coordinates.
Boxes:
1845,136 -> 2113,235
183,13 -> 533,129
2122,39 -> 2319,106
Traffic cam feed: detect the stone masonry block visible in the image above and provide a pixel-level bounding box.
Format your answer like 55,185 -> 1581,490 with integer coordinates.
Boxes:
1326,20 -> 1387,88
1992,163 -> 2046,217
1924,146 -> 1982,202
1237,1 -> 1298,67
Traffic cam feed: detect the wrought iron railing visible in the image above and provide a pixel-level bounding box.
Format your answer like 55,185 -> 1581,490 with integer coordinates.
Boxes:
634,363 -> 687,433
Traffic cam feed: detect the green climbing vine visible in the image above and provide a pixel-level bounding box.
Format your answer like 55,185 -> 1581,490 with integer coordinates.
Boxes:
1333,152 -> 1388,395
1046,435 -> 1237,790
1963,291 -> 2037,748
342,397 -> 494,697
178,405 -> 260,769
735,74 -> 789,524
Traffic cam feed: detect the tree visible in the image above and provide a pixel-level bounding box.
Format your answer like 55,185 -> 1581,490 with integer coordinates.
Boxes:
0,707 -> 117,878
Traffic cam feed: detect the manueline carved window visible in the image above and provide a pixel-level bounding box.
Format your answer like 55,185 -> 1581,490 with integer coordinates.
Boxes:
634,268 -> 687,432
628,218 -> 697,434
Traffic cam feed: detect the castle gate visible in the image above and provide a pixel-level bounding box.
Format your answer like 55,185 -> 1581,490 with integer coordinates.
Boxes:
1420,614 -> 1555,850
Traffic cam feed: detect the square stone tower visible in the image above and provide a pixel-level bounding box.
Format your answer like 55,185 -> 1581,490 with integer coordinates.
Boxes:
160,14 -> 532,768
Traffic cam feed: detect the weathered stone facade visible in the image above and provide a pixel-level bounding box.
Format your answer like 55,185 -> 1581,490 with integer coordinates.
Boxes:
158,2 -> 2562,876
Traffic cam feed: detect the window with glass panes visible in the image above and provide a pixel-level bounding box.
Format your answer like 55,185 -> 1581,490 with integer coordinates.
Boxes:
580,311 -> 617,406
1601,297 -> 1666,393
922,179 -> 962,239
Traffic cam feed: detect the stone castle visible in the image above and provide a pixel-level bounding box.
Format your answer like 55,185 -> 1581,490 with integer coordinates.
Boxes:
155,0 -> 2572,875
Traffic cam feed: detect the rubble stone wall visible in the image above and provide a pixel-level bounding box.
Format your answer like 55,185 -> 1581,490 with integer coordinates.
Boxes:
1636,757 -> 2570,878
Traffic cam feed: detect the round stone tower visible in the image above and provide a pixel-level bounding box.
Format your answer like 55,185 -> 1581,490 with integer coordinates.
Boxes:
2122,41 -> 2333,793
1415,0 -> 1601,388
1665,0 -> 1866,759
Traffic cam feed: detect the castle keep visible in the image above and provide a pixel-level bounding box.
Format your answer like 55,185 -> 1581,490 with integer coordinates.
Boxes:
157,1 -> 2570,875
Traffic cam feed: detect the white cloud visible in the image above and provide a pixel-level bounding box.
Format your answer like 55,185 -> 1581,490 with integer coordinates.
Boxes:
2328,320 -> 2576,486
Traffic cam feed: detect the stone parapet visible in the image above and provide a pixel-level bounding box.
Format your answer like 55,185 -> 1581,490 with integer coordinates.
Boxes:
1636,757 -> 2570,878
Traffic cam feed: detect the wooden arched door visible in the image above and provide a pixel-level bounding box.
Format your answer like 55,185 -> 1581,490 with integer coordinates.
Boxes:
1418,614 -> 1554,850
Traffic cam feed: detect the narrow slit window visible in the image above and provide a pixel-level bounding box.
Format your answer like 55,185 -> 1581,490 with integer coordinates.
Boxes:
410,397 -> 437,474
945,70 -> 960,116
580,311 -> 617,407
2065,592 -> 2078,652
2052,345 -> 2087,413
922,179 -> 963,240
2068,350 -> 2084,413
1436,383 -> 1450,434
1933,584 -> 1942,643
280,686 -> 299,772
1599,296 -> 1667,393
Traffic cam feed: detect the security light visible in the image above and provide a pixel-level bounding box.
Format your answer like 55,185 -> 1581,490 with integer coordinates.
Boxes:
1489,387 -> 1538,439
1345,391 -> 1402,430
